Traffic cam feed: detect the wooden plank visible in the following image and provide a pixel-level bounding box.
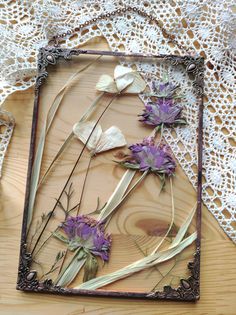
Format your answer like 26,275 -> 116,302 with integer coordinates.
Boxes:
0,38 -> 235,313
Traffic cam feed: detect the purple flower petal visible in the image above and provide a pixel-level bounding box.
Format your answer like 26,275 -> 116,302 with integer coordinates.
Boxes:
62,215 -> 111,261
140,98 -> 184,127
125,139 -> 176,175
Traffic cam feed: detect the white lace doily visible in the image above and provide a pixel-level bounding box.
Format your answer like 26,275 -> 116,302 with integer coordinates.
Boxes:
0,0 -> 235,242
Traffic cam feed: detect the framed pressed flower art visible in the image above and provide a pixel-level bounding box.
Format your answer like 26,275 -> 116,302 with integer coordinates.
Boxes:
17,48 -> 204,301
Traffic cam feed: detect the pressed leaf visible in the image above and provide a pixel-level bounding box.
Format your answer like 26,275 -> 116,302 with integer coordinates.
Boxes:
27,56 -> 101,231
83,254 -> 99,282
114,65 -> 134,92
118,162 -> 140,170
95,126 -> 127,153
52,231 -> 68,244
123,72 -> 147,93
114,65 -> 146,93
73,121 -> 102,151
55,249 -> 87,287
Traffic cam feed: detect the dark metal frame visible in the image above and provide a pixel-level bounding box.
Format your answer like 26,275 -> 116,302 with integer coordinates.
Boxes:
17,47 -> 204,301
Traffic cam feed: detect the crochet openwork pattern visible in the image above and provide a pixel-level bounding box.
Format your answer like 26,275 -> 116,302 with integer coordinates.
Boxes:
0,0 -> 235,241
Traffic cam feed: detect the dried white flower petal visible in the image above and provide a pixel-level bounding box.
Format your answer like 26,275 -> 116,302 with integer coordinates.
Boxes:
73,121 -> 126,154
73,121 -> 102,151
114,65 -> 135,92
96,126 -> 127,153
124,72 -> 147,93
96,74 -> 117,93
96,65 -> 146,94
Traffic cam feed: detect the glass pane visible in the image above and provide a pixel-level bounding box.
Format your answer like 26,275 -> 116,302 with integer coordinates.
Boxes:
18,48 -> 203,300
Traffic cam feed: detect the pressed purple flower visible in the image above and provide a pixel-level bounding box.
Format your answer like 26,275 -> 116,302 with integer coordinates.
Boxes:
121,137 -> 176,175
62,215 -> 111,261
151,81 -> 179,98
140,98 -> 185,127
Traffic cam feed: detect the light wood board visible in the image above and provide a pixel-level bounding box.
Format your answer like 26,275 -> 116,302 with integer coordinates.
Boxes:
0,38 -> 236,314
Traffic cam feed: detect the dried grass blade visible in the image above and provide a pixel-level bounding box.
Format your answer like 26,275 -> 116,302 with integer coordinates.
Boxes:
170,202 -> 197,249
98,169 -> 136,221
55,250 -> 86,287
38,92 -> 104,188
27,57 -> 101,231
98,170 -> 148,222
151,176 -> 175,254
75,232 -> 196,290
38,132 -> 74,187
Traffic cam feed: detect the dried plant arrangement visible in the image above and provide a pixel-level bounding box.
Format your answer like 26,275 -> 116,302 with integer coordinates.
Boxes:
17,48 -> 204,302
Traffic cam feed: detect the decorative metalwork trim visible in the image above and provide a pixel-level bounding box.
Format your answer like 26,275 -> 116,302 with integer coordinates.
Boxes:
17,48 -> 204,301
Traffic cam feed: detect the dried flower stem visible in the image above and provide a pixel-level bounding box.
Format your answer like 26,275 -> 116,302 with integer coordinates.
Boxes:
32,184 -> 77,257
31,94 -> 117,255
58,248 -> 69,275
27,56 -> 102,232
76,155 -> 93,216
150,256 -> 178,292
40,250 -> 65,280
55,248 -> 87,286
38,92 -> 105,188
75,232 -> 196,290
133,238 -> 164,279
151,176 -> 175,254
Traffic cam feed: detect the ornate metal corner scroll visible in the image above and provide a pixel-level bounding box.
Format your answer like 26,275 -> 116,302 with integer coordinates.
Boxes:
17,48 -> 204,301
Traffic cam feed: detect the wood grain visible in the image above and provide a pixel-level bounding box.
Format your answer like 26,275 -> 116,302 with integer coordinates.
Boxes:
1,38 -> 236,314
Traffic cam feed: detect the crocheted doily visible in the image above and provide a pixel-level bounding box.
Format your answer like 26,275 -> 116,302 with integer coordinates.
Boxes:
0,0 -> 235,242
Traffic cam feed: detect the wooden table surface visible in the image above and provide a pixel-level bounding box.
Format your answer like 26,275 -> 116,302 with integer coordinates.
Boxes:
1,44 -> 236,314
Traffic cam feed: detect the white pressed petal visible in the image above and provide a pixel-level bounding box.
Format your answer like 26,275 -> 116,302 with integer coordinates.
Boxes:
124,72 -> 146,93
114,65 -> 134,78
73,122 -> 127,154
114,65 -> 146,93
73,121 -> 102,151
96,74 -> 118,93
114,65 -> 134,92
95,126 -> 127,153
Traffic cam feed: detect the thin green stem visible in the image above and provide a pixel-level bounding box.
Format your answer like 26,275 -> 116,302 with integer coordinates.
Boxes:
133,238 -> 164,279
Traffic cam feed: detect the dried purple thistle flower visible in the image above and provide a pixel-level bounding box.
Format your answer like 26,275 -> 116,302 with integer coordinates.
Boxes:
120,137 -> 176,176
151,81 -> 179,98
62,215 -> 111,261
140,98 -> 186,127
